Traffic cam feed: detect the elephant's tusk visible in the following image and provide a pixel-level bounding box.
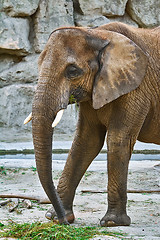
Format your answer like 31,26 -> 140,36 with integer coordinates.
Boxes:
52,109 -> 64,128
24,112 -> 32,125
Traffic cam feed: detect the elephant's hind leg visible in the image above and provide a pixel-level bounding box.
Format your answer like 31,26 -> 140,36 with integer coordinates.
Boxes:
100,95 -> 149,227
100,132 -> 133,227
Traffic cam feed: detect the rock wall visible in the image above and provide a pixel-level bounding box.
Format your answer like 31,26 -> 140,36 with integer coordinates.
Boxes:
0,0 -> 159,141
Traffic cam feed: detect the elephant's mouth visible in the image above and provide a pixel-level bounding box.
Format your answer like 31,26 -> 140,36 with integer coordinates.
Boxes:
69,86 -> 89,104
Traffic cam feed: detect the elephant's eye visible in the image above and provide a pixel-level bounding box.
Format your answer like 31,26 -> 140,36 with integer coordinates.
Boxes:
65,64 -> 83,79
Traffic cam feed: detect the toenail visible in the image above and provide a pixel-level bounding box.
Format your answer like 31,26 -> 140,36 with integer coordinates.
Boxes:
107,220 -> 115,226
100,220 -> 105,226
45,212 -> 52,219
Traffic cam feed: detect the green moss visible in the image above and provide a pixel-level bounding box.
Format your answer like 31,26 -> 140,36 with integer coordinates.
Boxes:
0,149 -> 71,155
132,149 -> 160,154
0,149 -> 35,155
1,149 -> 160,155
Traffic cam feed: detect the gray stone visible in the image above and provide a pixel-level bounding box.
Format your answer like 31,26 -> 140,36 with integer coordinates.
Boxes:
127,0 -> 160,28
0,0 -> 40,17
102,0 -> 128,16
75,13 -> 138,28
75,14 -> 110,27
0,13 -> 31,56
78,0 -> 128,17
78,0 -> 104,16
0,54 -> 39,87
34,0 -> 74,52
0,54 -> 17,73
109,13 -> 138,27
0,84 -> 36,128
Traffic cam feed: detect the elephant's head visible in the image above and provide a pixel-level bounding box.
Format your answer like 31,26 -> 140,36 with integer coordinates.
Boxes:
30,26 -> 148,223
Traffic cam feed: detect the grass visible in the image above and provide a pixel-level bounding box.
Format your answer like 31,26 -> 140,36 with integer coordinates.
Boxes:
0,222 -> 126,239
0,167 -> 27,175
31,166 -> 37,172
84,172 -> 93,180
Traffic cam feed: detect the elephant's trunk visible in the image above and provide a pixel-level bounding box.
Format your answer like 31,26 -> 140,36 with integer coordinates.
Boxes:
32,87 -> 68,224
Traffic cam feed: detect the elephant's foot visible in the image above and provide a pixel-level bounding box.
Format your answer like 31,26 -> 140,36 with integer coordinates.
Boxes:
45,207 -> 75,224
100,212 -> 131,227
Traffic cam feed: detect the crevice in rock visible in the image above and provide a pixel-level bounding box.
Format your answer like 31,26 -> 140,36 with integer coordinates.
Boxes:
73,0 -> 83,15
73,0 -> 84,26
28,15 -> 36,53
125,0 -> 140,28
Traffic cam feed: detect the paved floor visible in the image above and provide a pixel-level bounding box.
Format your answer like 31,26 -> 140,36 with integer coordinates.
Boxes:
0,140 -> 160,150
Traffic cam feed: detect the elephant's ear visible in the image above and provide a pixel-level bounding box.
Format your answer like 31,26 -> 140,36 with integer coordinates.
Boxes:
92,31 -> 148,109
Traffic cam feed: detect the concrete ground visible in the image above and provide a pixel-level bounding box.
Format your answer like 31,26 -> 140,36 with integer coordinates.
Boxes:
0,139 -> 160,239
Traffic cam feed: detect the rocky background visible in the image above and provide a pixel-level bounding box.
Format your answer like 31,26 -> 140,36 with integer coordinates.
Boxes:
0,0 -> 159,142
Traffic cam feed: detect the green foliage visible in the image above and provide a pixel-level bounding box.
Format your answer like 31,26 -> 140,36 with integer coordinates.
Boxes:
69,94 -> 79,112
84,171 -> 93,180
0,166 -> 7,175
0,222 -> 126,239
31,166 -> 37,172
69,94 -> 76,104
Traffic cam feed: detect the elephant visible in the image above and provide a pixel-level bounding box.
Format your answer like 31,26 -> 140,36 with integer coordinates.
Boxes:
29,22 -> 160,226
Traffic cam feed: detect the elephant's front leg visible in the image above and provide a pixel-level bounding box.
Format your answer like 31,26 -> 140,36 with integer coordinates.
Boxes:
46,102 -> 106,222
100,132 -> 134,227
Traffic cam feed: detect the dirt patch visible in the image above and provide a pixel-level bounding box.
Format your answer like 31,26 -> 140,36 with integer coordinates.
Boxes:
0,161 -> 160,239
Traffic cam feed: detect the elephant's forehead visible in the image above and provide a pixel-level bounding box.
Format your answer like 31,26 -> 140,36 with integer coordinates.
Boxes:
48,29 -> 88,55
40,28 -> 96,69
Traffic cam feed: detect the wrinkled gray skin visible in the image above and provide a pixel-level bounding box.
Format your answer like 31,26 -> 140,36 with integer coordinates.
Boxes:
32,22 -> 160,226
